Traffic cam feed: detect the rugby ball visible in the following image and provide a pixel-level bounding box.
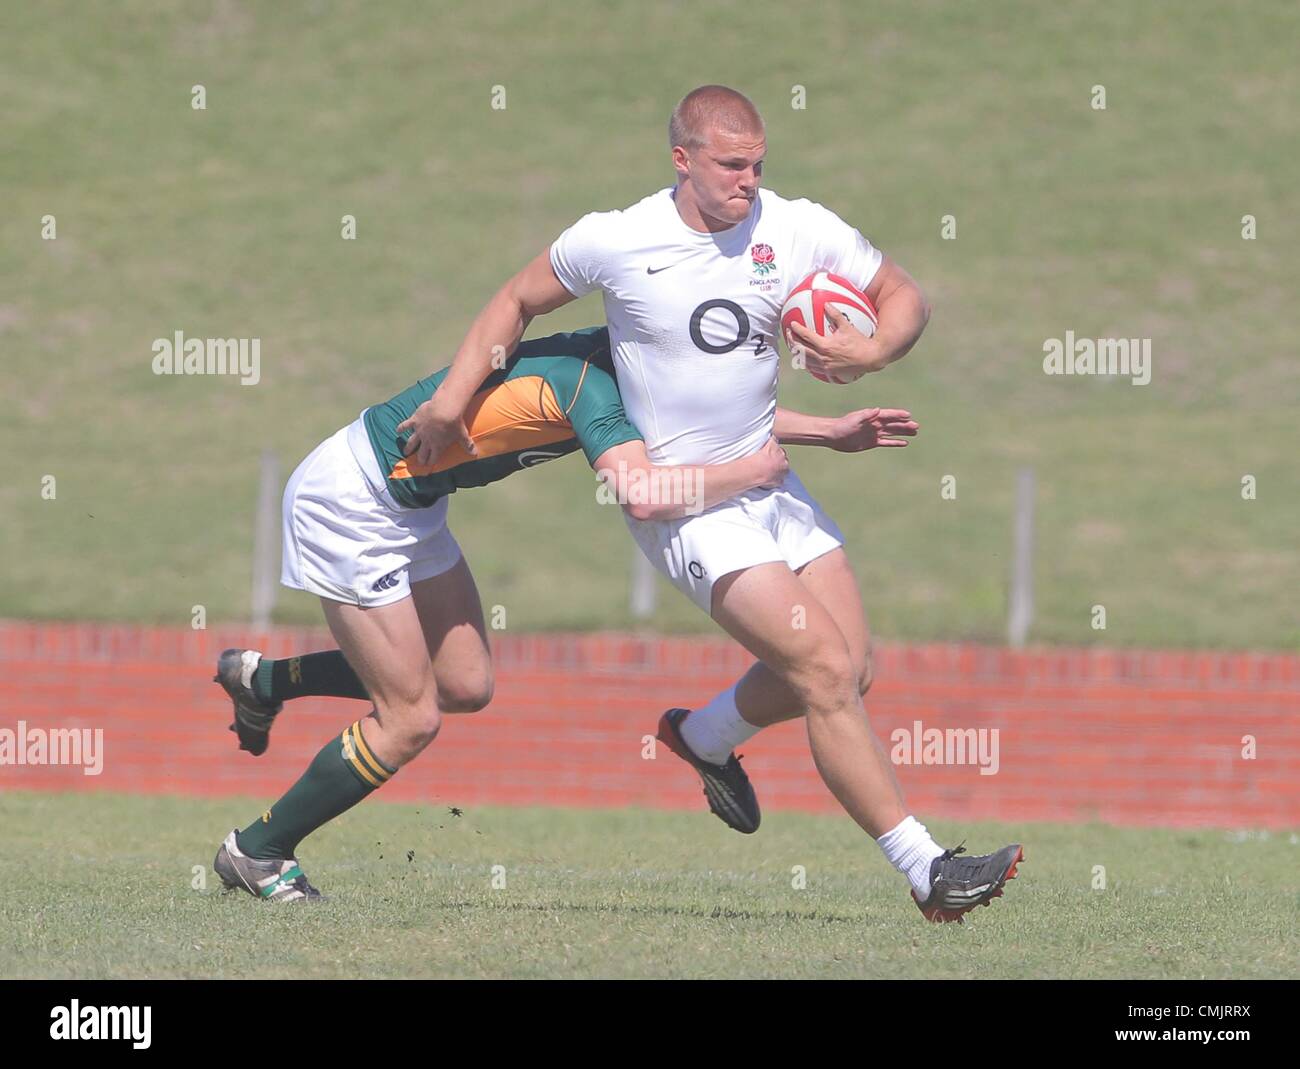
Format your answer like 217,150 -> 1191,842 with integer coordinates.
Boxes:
780,271 -> 878,384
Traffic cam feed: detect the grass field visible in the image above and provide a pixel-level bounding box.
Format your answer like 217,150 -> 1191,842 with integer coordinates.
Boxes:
2,1 -> 1297,647
1,791 -> 1295,979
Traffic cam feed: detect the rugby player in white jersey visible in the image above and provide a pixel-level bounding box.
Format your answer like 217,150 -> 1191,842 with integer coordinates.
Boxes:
400,86 -> 1022,922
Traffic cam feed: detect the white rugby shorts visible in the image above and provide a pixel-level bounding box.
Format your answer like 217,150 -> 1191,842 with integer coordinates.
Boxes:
279,415 -> 462,607
622,468 -> 844,615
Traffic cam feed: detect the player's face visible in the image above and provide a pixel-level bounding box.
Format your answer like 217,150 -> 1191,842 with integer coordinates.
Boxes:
691,128 -> 765,225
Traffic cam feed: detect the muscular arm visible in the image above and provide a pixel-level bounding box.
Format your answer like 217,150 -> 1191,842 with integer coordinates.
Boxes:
786,254 -> 932,382
861,255 -> 931,369
775,404 -> 919,451
398,249 -> 576,465
592,438 -> 787,522
590,401 -> 916,523
774,407 -> 838,447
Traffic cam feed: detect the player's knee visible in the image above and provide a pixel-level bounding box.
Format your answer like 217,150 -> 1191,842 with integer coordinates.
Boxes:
438,671 -> 494,714
375,692 -> 442,758
402,706 -> 443,751
793,647 -> 859,710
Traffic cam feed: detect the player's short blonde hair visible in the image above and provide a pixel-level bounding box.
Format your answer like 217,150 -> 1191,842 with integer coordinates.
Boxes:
669,85 -> 764,152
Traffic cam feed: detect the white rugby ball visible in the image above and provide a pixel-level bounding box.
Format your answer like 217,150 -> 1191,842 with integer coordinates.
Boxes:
780,271 -> 878,383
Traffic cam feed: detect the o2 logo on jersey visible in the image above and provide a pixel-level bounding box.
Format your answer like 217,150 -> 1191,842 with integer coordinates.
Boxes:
689,299 -> 750,354
689,299 -> 768,357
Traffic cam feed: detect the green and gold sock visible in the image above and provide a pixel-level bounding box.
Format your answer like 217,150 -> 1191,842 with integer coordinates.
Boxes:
252,651 -> 370,703
237,719 -> 396,860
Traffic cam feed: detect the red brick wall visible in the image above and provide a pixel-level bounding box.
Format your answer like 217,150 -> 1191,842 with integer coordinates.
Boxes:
1,620 -> 1296,828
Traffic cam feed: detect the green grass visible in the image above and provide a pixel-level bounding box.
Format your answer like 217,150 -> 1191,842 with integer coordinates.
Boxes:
2,1 -> 1297,646
2,791 -> 1295,978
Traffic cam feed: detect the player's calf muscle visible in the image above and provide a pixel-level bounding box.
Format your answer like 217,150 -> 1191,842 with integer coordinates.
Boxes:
412,562 -> 495,713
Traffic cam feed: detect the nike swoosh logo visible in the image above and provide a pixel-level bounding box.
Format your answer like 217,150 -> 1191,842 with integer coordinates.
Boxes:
646,247 -> 711,274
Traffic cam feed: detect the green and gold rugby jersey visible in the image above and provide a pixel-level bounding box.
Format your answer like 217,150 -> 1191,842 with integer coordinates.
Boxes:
362,326 -> 642,510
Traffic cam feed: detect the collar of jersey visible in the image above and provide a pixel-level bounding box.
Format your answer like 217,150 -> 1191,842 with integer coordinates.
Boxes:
667,186 -> 757,245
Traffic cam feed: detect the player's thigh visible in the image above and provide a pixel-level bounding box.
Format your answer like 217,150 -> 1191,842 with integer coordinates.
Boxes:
320,593 -> 437,717
795,547 -> 873,693
710,561 -> 858,706
409,556 -> 493,712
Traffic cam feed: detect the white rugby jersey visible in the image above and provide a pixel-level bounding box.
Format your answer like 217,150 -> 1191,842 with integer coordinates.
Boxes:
549,186 -> 882,465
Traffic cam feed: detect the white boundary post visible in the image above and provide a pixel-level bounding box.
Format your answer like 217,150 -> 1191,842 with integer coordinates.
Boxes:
251,449 -> 280,630
1008,467 -> 1035,648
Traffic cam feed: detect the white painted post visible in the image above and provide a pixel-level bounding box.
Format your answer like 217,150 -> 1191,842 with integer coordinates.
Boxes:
251,450 -> 280,630
1008,467 -> 1035,648
630,545 -> 657,620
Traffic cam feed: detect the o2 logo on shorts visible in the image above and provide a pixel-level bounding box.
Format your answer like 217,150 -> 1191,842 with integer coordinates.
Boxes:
372,568 -> 405,592
688,561 -> 706,580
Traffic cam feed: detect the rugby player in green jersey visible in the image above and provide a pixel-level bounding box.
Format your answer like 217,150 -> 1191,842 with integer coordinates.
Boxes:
211,325 -> 917,901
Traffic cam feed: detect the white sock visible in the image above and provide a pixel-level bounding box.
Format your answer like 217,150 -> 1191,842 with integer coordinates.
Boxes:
877,815 -> 946,899
678,683 -> 760,765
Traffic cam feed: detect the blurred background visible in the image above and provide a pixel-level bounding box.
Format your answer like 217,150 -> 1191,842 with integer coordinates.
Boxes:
3,0 -> 1296,648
